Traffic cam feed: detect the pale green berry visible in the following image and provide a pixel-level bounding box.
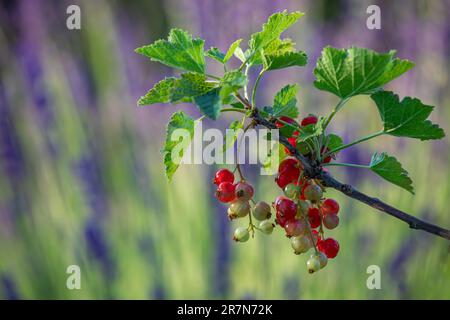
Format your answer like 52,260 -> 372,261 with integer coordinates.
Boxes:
284,183 -> 299,199
259,220 -> 275,235
316,252 -> 328,269
233,227 -> 250,242
291,235 -> 311,254
304,185 -> 323,202
229,200 -> 250,218
307,255 -> 321,273
227,207 -> 237,220
252,201 -> 271,221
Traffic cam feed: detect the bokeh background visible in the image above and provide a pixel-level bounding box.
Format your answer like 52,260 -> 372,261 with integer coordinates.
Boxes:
1,0 -> 450,299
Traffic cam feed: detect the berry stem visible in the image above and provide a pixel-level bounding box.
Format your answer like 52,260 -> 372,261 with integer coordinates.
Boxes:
323,130 -> 385,157
220,108 -> 248,114
322,162 -> 371,169
323,97 -> 350,130
244,65 -> 250,100
251,69 -> 266,109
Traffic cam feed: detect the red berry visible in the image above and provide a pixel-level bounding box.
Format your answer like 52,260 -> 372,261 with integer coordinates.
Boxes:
275,116 -> 297,129
308,207 -> 321,228
301,115 -> 318,126
321,198 -> 339,215
235,182 -> 254,201
275,173 -> 293,189
275,165 -> 300,189
215,182 -> 236,203
276,210 -> 289,227
284,219 -> 306,237
274,196 -> 297,221
319,238 -> 340,259
278,158 -> 299,173
323,213 -> 339,230
214,169 -> 234,186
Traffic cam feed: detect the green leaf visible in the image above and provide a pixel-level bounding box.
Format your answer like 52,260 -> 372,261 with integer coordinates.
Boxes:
369,152 -> 414,194
325,134 -> 344,151
251,38 -> 296,66
222,120 -> 243,152
248,10 -> 304,64
170,73 -> 215,102
371,91 -> 445,140
314,46 -> 414,98
206,47 -> 226,63
272,84 -> 299,118
163,111 -> 196,181
264,51 -> 308,71
135,28 -> 205,73
194,88 -> 222,120
137,77 -> 177,106
219,70 -> 248,99
224,39 -> 243,63
234,46 -> 247,62
206,39 -> 243,64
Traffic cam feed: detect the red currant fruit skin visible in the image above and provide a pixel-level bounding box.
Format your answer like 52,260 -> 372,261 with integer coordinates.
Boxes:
213,168 -> 234,186
308,207 -> 321,229
301,115 -> 318,127
322,198 -> 339,215
278,158 -> 299,173
275,116 -> 297,129
274,196 -> 297,221
275,172 -> 294,189
276,211 -> 289,227
284,219 -> 305,237
320,238 -> 340,259
235,182 -> 254,201
216,182 -> 236,203
276,164 -> 300,189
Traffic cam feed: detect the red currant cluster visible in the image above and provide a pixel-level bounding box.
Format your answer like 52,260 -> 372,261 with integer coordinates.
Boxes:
213,115 -> 342,274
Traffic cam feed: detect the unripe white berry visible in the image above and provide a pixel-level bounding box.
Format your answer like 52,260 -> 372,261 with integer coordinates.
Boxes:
307,255 -> 321,273
259,220 -> 275,235
233,227 -> 250,242
291,235 -> 311,254
229,200 -> 250,218
252,201 -> 271,221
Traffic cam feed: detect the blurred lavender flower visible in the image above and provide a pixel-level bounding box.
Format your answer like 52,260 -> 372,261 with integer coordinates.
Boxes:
1,275 -> 19,300
84,219 -> 115,280
0,80 -> 25,182
74,154 -> 108,218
